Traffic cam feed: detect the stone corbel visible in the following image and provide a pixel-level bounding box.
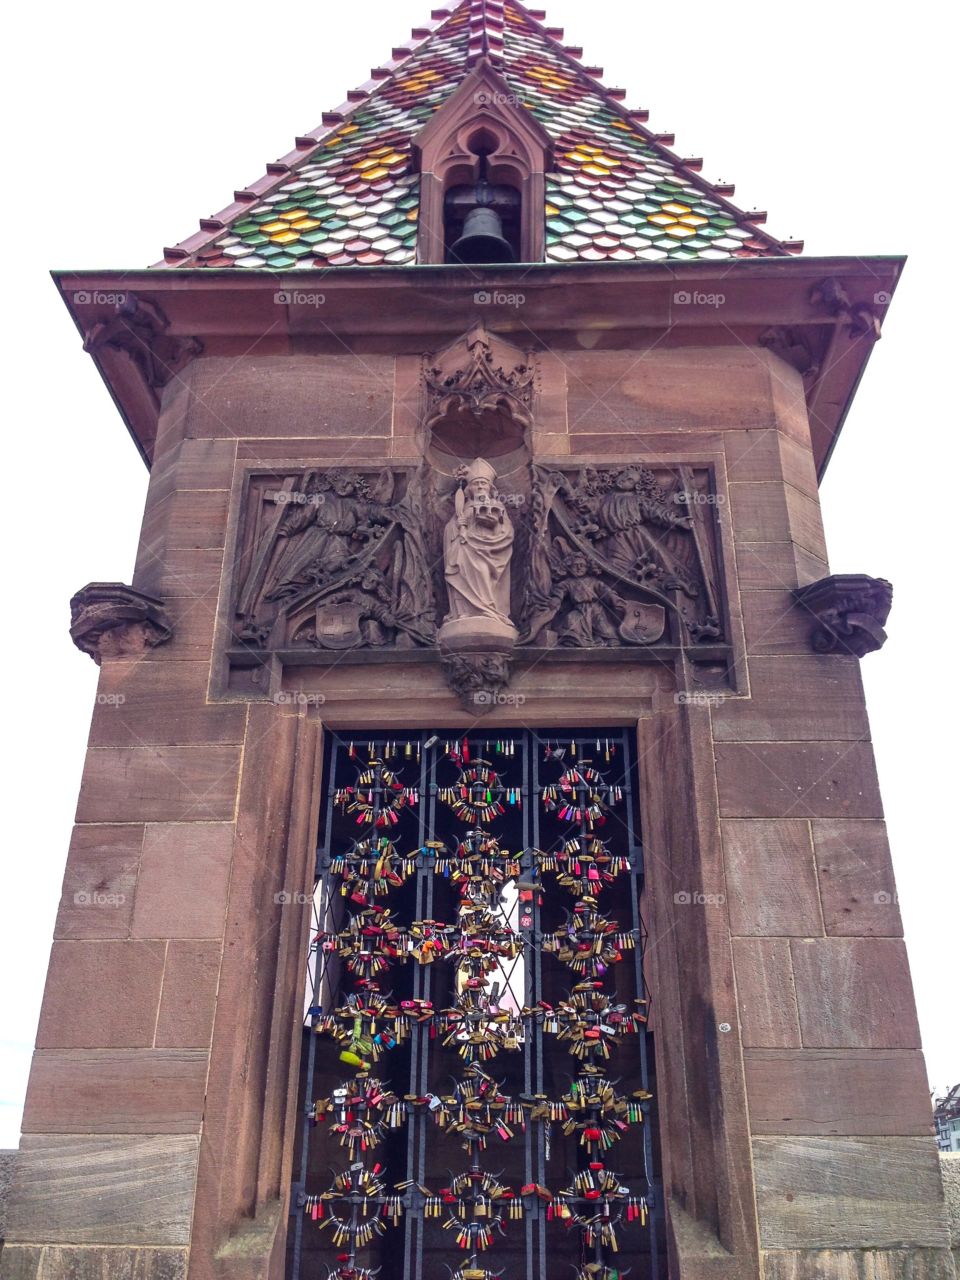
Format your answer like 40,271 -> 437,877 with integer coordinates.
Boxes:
70,582 -> 174,664
758,326 -> 820,381
83,292 -> 203,388
809,278 -> 883,342
793,574 -> 893,657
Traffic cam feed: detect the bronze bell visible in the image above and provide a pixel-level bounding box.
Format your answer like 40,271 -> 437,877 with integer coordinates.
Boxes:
449,177 -> 516,264
450,204 -> 516,264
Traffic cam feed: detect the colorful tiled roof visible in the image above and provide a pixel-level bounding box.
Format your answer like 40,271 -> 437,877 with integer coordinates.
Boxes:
161,0 -> 797,270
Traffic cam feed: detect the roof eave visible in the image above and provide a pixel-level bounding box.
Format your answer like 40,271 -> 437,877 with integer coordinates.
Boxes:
53,254 -> 905,476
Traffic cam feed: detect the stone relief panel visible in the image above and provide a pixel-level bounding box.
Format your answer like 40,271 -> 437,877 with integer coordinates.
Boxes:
229,459 -> 725,667
233,468 -> 438,652
521,463 -> 724,648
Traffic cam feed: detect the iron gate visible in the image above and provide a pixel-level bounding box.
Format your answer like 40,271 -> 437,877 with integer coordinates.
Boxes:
288,729 -> 662,1280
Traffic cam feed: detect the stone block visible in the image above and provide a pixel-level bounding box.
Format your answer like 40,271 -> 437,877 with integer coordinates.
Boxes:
722,819 -> 822,936
812,820 -> 902,936
744,1049 -> 933,1136
132,823 -> 233,939
753,1136 -> 950,1249
713,658 -> 867,742
36,942 -> 165,1049
716,743 -> 883,818
22,1049 -> 208,1134
76,746 -> 241,823
733,938 -> 802,1048
6,1135 -> 199,1246
55,826 -> 143,940
155,941 -> 221,1048
790,939 -> 921,1048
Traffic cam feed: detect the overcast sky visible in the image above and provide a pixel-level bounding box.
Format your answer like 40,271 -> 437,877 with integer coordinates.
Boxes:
0,0 -> 956,1147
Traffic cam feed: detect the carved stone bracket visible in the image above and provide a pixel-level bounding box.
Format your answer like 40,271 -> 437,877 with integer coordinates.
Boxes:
794,574 -> 893,657
809,278 -> 882,342
70,582 -> 174,664
440,650 -> 514,712
83,293 -> 203,388
758,326 -> 820,381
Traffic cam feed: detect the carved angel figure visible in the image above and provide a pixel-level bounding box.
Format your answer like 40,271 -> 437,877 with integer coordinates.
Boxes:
267,470 -> 394,601
547,552 -> 627,647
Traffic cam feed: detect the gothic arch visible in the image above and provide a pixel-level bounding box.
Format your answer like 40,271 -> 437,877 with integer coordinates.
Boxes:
413,60 -> 554,264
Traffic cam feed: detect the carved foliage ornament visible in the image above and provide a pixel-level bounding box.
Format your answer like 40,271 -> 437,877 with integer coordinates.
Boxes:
423,322 -> 536,430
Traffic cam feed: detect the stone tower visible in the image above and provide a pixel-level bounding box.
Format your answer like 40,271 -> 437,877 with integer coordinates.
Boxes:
5,3 -> 952,1280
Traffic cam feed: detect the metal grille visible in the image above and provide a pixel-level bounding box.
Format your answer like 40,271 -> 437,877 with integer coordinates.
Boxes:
288,729 -> 662,1280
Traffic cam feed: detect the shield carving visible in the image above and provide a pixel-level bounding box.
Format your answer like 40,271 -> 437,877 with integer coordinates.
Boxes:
618,601 -> 666,645
314,600 -> 364,649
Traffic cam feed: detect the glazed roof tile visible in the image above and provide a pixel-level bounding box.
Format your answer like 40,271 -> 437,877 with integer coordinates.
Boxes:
160,0 -> 798,269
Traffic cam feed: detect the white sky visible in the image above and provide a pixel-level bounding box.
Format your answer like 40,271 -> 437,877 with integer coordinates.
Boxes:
1,0 -> 956,1148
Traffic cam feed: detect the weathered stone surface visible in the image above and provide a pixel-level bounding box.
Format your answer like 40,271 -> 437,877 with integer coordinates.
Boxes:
722,819 -> 822,936
22,1050 -> 208,1134
744,1049 -> 934,1136
182,356 -> 395,440
155,941 -> 222,1049
0,1245 -> 43,1280
713,658 -> 868,742
735,543 -> 827,591
790,939 -> 921,1048
812,820 -> 903,937
6,1135 -> 199,1246
132,823 -> 233,939
565,346 -> 775,434
36,942 -> 165,1049
54,826 -> 143,940
90,663 -> 245,749
941,1153 -> 960,1261
741,589 -> 815,656
761,1247 -> 957,1279
716,743 -> 883,818
753,1137 -> 950,1249
733,938 -> 802,1048
0,1148 -> 17,1242
728,483 -> 826,561
76,746 -> 241,823
148,548 -> 224,600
